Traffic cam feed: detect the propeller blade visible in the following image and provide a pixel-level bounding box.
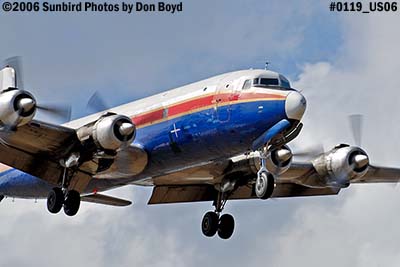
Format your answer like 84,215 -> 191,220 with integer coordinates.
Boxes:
37,104 -> 72,122
349,114 -> 363,147
293,143 -> 325,158
87,91 -> 108,113
4,56 -> 24,89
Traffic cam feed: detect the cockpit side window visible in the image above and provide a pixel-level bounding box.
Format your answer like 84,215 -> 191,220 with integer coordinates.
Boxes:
279,75 -> 291,89
242,79 -> 252,90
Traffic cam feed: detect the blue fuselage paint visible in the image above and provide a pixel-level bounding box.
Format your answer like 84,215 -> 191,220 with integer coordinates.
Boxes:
133,99 -> 286,177
0,96 -> 288,198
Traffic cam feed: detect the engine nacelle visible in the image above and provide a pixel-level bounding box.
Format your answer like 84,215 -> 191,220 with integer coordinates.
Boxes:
312,144 -> 369,187
249,145 -> 293,176
92,114 -> 136,151
266,145 -> 293,175
0,89 -> 36,128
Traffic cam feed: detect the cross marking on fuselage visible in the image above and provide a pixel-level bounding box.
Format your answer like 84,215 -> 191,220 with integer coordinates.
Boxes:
170,123 -> 181,138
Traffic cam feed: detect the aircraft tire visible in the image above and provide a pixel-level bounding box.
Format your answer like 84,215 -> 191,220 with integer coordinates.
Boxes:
201,211 -> 219,237
217,214 -> 235,239
47,187 -> 64,214
63,190 -> 81,216
254,170 -> 275,200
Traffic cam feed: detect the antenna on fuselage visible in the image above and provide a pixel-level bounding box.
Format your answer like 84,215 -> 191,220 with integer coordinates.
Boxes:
265,61 -> 270,70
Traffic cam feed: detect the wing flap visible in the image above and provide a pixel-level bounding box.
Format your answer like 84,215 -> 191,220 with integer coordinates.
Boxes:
148,183 -> 340,205
0,141 -> 62,185
81,193 -> 132,206
148,185 -> 215,204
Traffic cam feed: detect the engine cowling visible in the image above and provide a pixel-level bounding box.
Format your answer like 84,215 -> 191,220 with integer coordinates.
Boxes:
312,144 -> 369,187
249,145 -> 293,176
265,145 -> 293,175
91,114 -> 136,151
0,89 -> 36,128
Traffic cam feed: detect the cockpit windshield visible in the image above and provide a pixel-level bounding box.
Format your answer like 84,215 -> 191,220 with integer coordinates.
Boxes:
241,72 -> 292,90
279,75 -> 291,89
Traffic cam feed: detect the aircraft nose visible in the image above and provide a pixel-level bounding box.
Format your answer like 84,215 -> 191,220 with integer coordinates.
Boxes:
285,91 -> 306,120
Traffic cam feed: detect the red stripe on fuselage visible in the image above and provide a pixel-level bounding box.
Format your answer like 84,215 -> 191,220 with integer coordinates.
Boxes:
133,109 -> 164,126
168,95 -> 215,117
132,92 -> 286,128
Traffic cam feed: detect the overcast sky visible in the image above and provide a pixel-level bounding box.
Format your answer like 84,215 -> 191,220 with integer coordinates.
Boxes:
1,1 -> 400,266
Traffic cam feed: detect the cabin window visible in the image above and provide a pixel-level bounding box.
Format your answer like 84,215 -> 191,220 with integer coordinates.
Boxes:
242,79 -> 252,90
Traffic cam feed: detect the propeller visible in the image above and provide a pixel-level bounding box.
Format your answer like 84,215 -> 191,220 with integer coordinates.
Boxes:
3,57 -> 72,123
349,114 -> 363,147
87,91 -> 109,113
292,143 -> 325,158
274,148 -> 292,163
4,56 -> 24,89
348,114 -> 369,169
36,104 -> 71,121
351,154 -> 369,169
118,122 -> 135,136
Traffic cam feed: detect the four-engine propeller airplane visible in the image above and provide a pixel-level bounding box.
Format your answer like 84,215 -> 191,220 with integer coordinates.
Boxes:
0,58 -> 399,240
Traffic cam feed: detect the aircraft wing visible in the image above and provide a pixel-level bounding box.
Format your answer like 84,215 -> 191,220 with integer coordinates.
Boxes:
352,165 -> 400,183
147,153 -> 400,205
0,120 -> 92,192
147,158 -> 339,204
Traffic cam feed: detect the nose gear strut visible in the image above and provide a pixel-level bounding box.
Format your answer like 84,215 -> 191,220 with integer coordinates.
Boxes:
254,146 -> 276,199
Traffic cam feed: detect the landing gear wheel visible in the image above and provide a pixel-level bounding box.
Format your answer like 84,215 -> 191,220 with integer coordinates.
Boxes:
63,190 -> 81,216
201,211 -> 219,237
47,187 -> 64,214
218,214 -> 235,239
254,170 -> 275,199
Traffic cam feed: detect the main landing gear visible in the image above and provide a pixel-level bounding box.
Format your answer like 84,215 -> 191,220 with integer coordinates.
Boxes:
47,154 -> 81,216
47,188 -> 81,216
201,191 -> 235,240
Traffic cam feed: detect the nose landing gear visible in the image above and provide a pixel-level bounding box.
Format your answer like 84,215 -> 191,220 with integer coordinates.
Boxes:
200,147 -> 278,240
254,148 -> 276,199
